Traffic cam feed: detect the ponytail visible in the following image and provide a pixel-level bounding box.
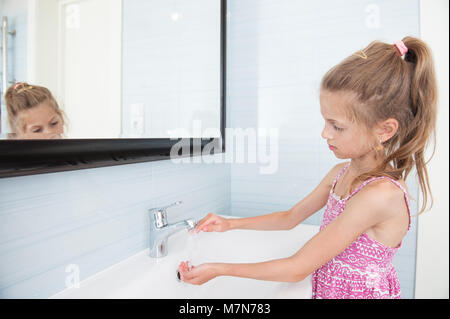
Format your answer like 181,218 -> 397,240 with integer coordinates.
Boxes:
400,36 -> 438,215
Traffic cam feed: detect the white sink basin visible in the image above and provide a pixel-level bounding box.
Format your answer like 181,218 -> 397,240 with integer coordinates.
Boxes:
51,217 -> 319,299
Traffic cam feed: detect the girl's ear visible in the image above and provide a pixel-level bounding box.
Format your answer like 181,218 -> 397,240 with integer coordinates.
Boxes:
375,118 -> 399,143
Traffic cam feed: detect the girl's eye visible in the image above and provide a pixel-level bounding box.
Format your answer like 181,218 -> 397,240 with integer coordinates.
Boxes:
33,128 -> 42,133
51,121 -> 59,126
333,125 -> 343,131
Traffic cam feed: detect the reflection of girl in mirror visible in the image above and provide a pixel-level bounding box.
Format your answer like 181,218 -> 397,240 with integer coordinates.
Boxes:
4,82 -> 67,139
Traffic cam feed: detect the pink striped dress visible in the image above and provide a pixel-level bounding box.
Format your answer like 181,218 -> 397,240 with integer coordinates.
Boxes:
312,163 -> 412,299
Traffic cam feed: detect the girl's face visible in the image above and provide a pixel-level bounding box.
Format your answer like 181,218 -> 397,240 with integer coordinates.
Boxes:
17,101 -> 64,139
320,90 -> 375,159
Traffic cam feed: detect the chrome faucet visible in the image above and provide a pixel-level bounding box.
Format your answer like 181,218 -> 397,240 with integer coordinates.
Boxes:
148,201 -> 197,258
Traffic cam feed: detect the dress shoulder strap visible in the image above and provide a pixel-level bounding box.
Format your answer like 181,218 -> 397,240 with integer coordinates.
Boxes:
345,176 -> 412,231
331,162 -> 351,193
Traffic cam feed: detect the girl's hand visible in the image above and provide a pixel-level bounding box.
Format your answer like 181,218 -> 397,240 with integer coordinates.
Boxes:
178,261 -> 219,285
195,213 -> 232,233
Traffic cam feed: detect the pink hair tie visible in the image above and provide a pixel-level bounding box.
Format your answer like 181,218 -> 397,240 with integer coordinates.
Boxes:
394,40 -> 408,56
14,83 -> 22,90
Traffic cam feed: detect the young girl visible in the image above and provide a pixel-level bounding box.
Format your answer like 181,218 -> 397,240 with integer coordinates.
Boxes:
4,82 -> 66,139
178,36 -> 438,299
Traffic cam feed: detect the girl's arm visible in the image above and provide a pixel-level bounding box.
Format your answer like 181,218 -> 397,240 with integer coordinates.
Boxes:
181,180 -> 396,285
196,163 -> 348,233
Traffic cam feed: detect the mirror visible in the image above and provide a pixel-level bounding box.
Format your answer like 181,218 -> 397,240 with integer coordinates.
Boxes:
0,0 -> 223,139
0,0 -> 225,178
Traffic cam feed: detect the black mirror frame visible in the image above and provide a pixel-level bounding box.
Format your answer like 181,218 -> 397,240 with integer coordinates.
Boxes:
0,0 -> 227,179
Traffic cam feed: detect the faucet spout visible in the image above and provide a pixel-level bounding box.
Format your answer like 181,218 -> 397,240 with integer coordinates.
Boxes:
160,219 -> 196,238
149,212 -> 197,258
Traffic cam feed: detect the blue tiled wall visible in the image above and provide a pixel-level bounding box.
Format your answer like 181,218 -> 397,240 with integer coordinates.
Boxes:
122,0 -> 221,138
0,159 -> 230,298
226,0 -> 420,299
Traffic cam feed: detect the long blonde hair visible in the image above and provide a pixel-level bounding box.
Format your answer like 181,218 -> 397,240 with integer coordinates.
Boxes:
321,36 -> 438,215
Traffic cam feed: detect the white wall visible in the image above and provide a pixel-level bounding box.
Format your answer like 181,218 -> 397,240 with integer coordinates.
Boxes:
27,0 -> 59,97
61,0 -> 122,138
415,0 -> 449,299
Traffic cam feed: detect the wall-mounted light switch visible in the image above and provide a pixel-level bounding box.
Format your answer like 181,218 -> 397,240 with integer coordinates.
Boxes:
130,103 -> 145,137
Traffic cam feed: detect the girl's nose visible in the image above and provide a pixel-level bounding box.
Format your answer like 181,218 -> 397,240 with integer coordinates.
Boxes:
48,133 -> 62,139
321,126 -> 330,140
45,125 -> 63,136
